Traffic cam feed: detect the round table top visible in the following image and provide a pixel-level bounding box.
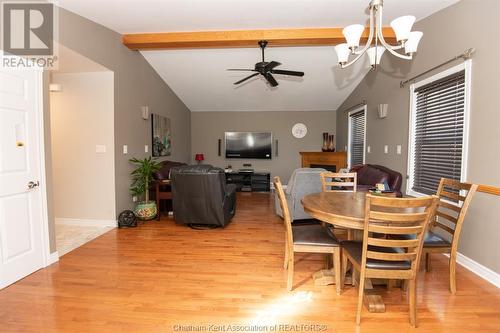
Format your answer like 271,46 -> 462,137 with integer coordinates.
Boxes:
301,192 -> 366,230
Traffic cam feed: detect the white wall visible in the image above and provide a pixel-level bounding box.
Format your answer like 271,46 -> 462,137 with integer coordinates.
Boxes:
50,72 -> 115,222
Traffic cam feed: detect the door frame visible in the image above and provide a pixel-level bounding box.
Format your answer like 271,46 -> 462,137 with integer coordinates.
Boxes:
37,69 -> 55,267
23,67 -> 54,267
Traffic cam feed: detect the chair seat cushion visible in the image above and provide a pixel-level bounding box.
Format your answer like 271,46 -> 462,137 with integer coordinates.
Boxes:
424,231 -> 451,247
292,225 -> 339,247
342,241 -> 411,270
394,231 -> 451,248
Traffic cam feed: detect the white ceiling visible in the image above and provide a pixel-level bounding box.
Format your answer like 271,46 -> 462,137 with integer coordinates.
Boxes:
142,46 -> 371,112
56,0 -> 459,112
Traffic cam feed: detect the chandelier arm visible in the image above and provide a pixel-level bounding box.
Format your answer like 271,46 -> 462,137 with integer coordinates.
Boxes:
340,52 -> 366,69
353,6 -> 376,56
376,5 -> 412,60
388,44 -> 405,51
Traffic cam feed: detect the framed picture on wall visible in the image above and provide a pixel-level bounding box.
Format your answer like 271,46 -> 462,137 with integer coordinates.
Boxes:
151,114 -> 172,157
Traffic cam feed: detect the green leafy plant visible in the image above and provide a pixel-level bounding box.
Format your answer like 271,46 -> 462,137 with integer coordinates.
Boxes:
129,157 -> 162,203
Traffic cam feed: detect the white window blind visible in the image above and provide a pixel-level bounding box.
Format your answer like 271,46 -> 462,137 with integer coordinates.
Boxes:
410,69 -> 466,195
349,109 -> 365,167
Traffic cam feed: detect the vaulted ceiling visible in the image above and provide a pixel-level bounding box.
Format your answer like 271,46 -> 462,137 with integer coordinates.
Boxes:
57,0 -> 459,112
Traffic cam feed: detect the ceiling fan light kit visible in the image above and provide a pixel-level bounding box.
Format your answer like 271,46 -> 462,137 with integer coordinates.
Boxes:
335,0 -> 423,69
227,40 -> 305,87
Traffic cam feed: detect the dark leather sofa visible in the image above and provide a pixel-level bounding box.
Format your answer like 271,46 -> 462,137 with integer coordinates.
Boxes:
350,164 -> 403,197
170,165 -> 237,228
154,160 -> 187,181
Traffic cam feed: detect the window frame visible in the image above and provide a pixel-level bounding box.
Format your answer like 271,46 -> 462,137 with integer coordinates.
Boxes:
348,105 -> 367,169
406,60 -> 472,197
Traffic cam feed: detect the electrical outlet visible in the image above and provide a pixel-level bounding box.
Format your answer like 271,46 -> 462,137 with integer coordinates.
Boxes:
384,145 -> 389,154
367,145 -> 371,153
397,145 -> 402,155
132,196 -> 137,202
123,145 -> 128,154
145,145 -> 149,153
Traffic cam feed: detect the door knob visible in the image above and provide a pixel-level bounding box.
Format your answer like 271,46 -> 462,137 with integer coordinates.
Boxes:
27,181 -> 39,189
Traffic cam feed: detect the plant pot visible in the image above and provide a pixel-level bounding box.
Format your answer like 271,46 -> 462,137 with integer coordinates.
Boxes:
134,201 -> 157,220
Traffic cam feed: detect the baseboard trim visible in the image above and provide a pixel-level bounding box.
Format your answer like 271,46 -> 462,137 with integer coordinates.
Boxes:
444,252 -> 500,288
55,218 -> 117,227
46,251 -> 59,266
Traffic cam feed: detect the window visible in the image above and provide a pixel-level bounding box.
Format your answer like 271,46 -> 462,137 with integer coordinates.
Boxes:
348,106 -> 366,168
407,61 -> 471,196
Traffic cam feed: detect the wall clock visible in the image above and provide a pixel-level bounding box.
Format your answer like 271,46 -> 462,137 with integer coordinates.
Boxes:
292,123 -> 307,138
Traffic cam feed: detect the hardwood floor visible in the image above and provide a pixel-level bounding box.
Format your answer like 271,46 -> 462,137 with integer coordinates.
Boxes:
0,192 -> 499,332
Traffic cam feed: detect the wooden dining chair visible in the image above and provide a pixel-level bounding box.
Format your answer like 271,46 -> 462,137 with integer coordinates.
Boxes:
320,172 -> 357,241
274,176 -> 342,294
320,172 -> 357,193
342,194 -> 439,326
423,178 -> 478,294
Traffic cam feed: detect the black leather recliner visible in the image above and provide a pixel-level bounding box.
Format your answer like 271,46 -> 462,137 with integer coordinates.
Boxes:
170,165 -> 237,228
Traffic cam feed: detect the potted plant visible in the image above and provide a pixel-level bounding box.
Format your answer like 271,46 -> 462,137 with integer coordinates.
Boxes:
129,157 -> 162,220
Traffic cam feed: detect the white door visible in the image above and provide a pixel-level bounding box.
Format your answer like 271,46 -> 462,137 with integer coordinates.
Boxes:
0,68 -> 46,289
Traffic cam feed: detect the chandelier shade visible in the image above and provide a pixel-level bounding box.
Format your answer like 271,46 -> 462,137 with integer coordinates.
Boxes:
390,15 -> 416,42
335,43 -> 351,64
334,1 -> 422,69
405,31 -> 423,54
343,24 -> 365,49
367,46 -> 386,67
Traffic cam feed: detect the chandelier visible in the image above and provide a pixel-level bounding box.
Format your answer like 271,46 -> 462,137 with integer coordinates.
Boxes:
334,0 -> 423,69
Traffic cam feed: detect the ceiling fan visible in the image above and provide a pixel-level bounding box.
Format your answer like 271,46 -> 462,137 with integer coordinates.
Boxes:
227,40 -> 304,87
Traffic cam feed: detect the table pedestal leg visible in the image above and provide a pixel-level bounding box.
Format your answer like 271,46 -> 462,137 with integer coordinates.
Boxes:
312,269 -> 386,313
362,279 -> 386,313
312,269 -> 336,286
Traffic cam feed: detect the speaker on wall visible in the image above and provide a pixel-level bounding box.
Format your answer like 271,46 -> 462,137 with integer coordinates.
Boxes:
218,139 -> 221,156
275,139 -> 279,157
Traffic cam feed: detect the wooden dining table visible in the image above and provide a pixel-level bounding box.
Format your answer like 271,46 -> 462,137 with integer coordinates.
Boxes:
301,191 -> 388,313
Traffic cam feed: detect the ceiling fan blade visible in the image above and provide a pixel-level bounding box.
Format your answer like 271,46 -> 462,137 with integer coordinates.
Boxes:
234,72 -> 260,85
264,73 -> 278,87
264,61 -> 281,71
227,69 -> 257,71
271,69 -> 305,77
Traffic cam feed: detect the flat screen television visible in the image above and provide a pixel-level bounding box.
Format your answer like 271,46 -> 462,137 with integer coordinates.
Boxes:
225,132 -> 272,159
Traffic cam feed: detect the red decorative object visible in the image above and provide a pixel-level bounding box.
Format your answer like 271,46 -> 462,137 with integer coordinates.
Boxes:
195,153 -> 205,163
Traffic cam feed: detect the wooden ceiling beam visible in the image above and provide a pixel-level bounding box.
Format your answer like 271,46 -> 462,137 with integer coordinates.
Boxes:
123,27 -> 397,50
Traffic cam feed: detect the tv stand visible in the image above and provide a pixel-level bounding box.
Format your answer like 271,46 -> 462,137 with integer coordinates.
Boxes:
225,170 -> 270,192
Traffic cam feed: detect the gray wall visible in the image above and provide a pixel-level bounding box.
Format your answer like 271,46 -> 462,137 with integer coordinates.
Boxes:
191,111 -> 336,182
336,0 -> 500,273
44,8 -> 191,252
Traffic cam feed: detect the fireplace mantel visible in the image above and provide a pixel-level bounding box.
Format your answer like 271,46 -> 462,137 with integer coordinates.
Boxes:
299,152 -> 348,172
